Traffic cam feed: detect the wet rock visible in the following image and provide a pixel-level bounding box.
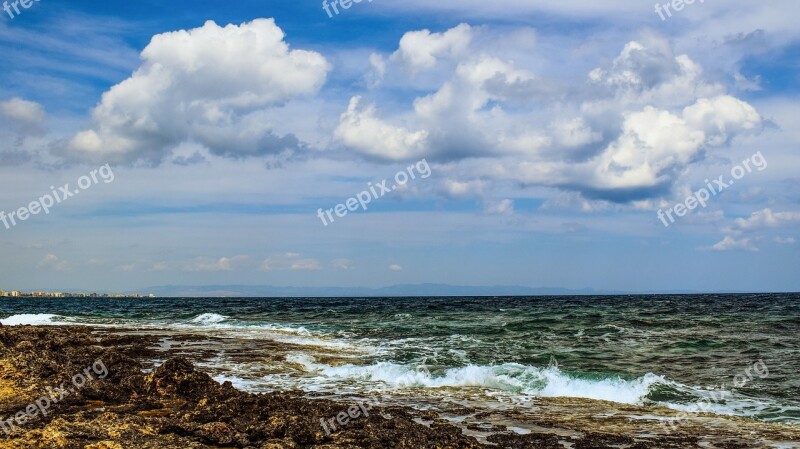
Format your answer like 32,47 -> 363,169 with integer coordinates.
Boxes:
1,326 -> 796,449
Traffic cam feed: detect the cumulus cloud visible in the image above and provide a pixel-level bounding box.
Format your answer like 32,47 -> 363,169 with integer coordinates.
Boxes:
337,26 -> 763,204
66,19 -> 329,164
391,23 -> 473,72
334,96 -> 428,161
585,34 -> 721,105
574,95 -> 761,200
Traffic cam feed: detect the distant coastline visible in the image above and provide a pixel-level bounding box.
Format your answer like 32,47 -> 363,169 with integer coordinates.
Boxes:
3,284 -> 794,299
0,289 -> 154,299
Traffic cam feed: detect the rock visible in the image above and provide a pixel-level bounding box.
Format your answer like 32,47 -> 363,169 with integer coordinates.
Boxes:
85,442 -> 123,449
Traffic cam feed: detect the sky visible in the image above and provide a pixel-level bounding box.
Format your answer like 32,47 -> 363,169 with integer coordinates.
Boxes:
0,0 -> 798,293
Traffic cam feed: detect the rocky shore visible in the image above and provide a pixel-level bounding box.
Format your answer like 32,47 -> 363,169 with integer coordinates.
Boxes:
0,326 -> 797,448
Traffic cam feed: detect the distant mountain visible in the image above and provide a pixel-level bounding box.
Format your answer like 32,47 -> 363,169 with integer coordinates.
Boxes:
141,283 -> 609,298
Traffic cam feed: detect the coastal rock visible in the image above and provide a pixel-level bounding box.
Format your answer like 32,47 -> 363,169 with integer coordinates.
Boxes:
0,326 -> 797,448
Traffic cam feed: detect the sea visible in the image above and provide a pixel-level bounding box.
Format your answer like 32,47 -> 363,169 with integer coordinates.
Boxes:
1,294 -> 799,428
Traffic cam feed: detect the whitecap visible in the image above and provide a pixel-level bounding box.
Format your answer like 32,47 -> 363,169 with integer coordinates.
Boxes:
0,313 -> 62,325
189,313 -> 229,325
285,356 -> 666,405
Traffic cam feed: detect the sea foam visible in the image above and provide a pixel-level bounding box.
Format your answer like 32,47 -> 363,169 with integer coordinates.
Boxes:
189,313 -> 229,325
0,313 -> 62,325
287,356 -> 666,405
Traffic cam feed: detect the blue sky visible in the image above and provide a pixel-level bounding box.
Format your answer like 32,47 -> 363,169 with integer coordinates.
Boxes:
1,0 -> 798,293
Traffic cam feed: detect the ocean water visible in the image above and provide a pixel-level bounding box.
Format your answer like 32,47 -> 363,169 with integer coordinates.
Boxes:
1,294 -> 799,424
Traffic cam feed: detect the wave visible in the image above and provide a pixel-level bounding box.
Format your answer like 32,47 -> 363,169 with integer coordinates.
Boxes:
279,355 -> 800,422
1,312 -> 312,336
0,313 -> 343,350
651,383 -> 800,424
189,313 -> 229,325
287,356 -> 664,405
0,313 -> 64,325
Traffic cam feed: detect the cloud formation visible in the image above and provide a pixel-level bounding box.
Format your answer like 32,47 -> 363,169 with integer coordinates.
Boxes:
67,19 -> 329,164
713,209 -> 800,251
337,26 -> 763,202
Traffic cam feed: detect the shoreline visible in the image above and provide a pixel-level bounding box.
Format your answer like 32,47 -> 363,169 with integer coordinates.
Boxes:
0,326 -> 798,448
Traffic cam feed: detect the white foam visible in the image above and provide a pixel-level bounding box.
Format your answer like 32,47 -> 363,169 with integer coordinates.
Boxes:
287,357 -> 665,405
0,313 -> 62,325
536,367 -> 663,404
0,312 -> 364,353
189,313 -> 229,325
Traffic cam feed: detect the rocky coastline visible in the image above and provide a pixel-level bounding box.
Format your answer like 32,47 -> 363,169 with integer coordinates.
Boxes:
0,326 -> 797,449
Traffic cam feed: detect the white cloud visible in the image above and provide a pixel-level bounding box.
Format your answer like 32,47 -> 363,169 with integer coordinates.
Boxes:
733,208 -> 800,231
549,118 -> 602,150
440,178 -> 485,198
0,97 -> 46,165
683,96 -> 762,146
389,264 -> 403,271
391,23 -> 473,72
712,209 -> 800,252
335,26 -> 762,203
0,98 -> 45,124
37,254 -> 70,272
578,95 -> 760,197
335,96 -> 429,161
584,33 -> 724,106
374,0 -> 800,48
262,253 -> 321,271
67,19 -> 329,163
733,72 -> 762,92
774,236 -> 796,245
367,52 -> 386,87
187,255 -> 249,272
712,236 -> 759,252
